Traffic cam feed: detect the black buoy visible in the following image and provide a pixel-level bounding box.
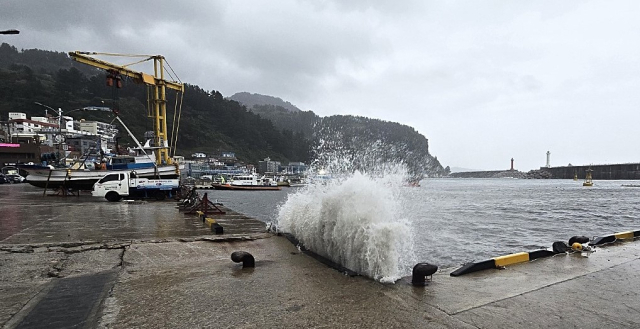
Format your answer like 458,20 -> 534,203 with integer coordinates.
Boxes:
231,251 -> 255,268
568,236 -> 590,245
552,241 -> 569,254
411,263 -> 438,286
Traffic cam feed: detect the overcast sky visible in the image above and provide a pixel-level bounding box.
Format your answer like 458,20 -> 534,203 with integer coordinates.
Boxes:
2,1 -> 640,171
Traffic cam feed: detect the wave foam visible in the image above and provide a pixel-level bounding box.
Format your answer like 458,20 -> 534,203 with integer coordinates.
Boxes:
275,171 -> 415,283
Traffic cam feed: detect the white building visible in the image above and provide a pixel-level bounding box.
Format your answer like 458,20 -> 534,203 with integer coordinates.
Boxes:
8,117 -> 58,137
8,112 -> 26,120
6,112 -> 117,153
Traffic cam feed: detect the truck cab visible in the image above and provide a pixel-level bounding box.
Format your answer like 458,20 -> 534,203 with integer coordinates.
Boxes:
92,171 -> 180,202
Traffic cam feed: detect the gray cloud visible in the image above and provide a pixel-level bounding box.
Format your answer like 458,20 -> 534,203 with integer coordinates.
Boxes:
2,0 -> 640,170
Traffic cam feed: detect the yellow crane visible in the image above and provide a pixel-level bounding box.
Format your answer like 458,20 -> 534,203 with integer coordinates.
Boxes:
68,51 -> 184,165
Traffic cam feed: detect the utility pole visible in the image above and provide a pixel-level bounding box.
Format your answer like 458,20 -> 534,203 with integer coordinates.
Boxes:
35,102 -> 64,166
57,108 -> 63,165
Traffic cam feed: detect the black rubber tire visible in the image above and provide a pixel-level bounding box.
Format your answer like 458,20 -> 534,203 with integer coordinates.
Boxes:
105,191 -> 122,202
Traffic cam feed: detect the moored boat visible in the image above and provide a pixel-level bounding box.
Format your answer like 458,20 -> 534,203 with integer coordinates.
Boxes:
212,173 -> 281,191
24,140 -> 183,190
23,50 -> 187,191
24,163 -> 182,190
212,184 -> 281,191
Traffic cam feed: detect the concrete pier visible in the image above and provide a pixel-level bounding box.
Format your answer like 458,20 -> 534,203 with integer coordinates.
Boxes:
2,184 -> 640,328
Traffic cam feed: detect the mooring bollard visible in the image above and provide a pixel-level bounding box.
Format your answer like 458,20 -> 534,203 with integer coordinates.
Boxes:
552,241 -> 569,253
568,236 -> 589,245
212,223 -> 223,234
412,263 -> 438,286
231,251 -> 255,268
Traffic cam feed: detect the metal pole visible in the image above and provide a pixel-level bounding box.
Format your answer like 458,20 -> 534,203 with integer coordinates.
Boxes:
34,102 -> 57,164
58,108 -> 63,166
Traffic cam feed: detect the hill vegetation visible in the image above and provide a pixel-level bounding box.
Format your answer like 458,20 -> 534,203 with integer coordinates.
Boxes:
229,92 -> 301,112
0,43 -> 445,176
229,92 -> 446,177
0,43 -> 309,164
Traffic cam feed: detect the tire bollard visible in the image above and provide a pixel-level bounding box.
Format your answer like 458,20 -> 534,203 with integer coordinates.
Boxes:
412,263 -> 438,286
552,241 -> 569,254
568,236 -> 589,245
231,251 -> 255,268
212,223 -> 223,234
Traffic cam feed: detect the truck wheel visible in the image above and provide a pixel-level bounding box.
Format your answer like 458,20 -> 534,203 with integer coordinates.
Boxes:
154,191 -> 166,201
105,192 -> 122,202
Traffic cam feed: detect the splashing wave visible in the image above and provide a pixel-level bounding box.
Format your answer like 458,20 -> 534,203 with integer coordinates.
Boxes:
275,171 -> 415,283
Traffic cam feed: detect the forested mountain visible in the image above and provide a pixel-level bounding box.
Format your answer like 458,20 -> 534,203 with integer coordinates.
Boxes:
0,43 -> 310,164
229,92 -> 301,112
312,115 -> 444,178
0,43 -> 97,77
229,93 -> 446,177
0,43 -> 445,176
248,104 -> 317,139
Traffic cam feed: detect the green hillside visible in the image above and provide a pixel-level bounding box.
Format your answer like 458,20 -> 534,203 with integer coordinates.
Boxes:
231,94 -> 446,177
0,43 -> 310,164
0,43 -> 445,176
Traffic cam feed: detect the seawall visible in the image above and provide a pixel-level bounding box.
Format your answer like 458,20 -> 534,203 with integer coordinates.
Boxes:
449,169 -> 551,179
540,163 -> 640,180
449,163 -> 640,180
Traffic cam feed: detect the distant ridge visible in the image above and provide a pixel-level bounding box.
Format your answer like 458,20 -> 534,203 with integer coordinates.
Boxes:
449,167 -> 481,173
229,92 -> 301,112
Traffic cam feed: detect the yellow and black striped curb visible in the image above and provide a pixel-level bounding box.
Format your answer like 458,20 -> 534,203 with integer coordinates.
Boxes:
450,229 -> 640,277
450,249 -> 555,277
590,230 -> 640,246
196,211 -> 224,234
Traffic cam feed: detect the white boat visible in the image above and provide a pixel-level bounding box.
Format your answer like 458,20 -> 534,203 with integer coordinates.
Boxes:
26,51 -> 187,191
231,174 -> 278,187
24,141 -> 183,190
286,177 -> 307,187
213,174 -> 281,190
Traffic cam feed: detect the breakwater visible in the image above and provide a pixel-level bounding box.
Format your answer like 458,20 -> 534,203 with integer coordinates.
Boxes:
449,170 -> 517,178
541,163 -> 640,180
449,169 -> 551,179
449,163 -> 640,180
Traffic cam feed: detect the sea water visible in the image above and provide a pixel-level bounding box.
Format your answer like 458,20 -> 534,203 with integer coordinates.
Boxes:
217,178 -> 640,283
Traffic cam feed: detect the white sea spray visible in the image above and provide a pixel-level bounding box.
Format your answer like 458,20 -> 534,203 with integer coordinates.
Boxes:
275,169 -> 416,283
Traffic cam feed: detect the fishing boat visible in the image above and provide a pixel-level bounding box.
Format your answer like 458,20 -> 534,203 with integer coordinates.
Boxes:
288,181 -> 307,188
583,168 -> 594,187
23,51 -> 186,191
24,143 -> 183,190
212,174 -> 281,191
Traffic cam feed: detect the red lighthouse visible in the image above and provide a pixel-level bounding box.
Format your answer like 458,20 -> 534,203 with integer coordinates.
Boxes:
510,158 -> 514,171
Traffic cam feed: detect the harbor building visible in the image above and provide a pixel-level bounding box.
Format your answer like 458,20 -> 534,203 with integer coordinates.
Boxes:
258,157 -> 281,174
0,112 -> 118,165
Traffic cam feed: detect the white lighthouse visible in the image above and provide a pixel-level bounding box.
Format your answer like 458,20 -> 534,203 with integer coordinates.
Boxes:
546,151 -> 551,168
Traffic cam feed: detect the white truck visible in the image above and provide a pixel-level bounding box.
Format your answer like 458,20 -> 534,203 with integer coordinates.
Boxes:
92,171 -> 180,202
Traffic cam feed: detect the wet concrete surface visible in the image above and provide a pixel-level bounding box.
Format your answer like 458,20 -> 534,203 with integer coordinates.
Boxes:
0,184 -> 265,245
2,184 -> 640,328
13,271 -> 118,329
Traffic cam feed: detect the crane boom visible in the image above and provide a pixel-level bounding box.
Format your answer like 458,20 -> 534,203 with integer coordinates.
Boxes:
69,52 -> 183,91
68,51 -> 184,165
